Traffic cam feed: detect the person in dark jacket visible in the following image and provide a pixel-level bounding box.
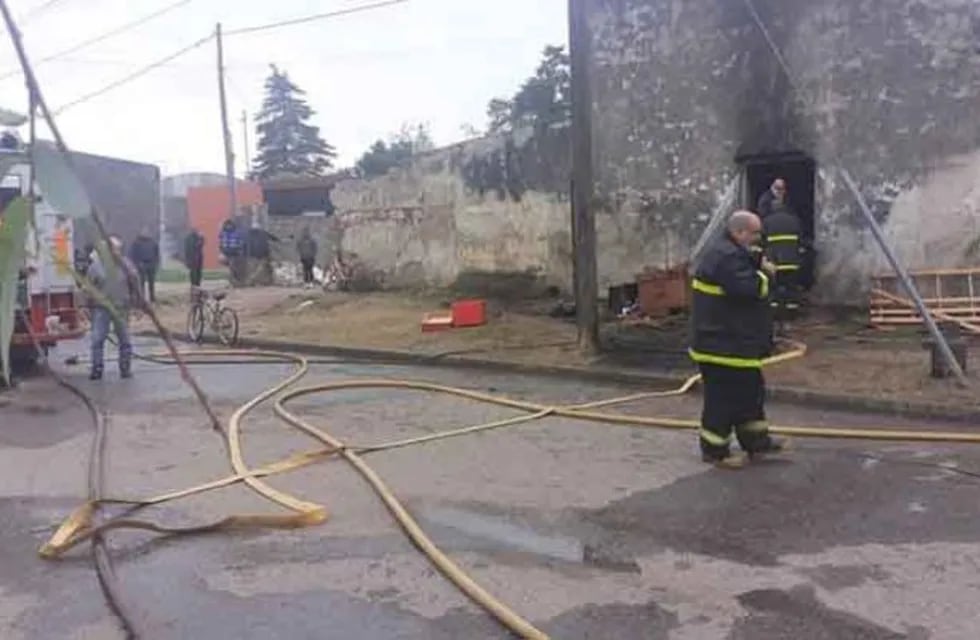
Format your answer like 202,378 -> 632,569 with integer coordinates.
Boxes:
690,210 -> 786,468
763,203 -> 805,323
756,178 -> 787,221
297,228 -> 318,287
218,220 -> 244,284
128,229 -> 160,304
183,228 -> 205,288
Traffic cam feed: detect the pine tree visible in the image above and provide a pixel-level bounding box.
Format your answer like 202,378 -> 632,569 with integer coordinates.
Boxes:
253,65 -> 336,179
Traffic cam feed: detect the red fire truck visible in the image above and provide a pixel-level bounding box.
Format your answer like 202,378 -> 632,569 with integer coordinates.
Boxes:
2,136 -> 85,370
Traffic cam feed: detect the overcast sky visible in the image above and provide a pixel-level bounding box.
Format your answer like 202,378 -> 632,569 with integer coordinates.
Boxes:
0,0 -> 567,176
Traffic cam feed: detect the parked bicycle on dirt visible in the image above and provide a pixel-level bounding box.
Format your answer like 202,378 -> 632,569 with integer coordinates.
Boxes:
321,255 -> 352,292
186,287 -> 239,346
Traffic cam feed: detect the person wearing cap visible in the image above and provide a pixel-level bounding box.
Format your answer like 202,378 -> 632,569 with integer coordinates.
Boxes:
86,236 -> 140,380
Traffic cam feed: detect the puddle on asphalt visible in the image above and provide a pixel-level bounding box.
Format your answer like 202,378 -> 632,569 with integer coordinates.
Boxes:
420,504 -> 640,573
423,505 -> 584,562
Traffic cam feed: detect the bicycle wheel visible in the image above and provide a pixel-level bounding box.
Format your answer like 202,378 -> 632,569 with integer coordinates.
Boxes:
216,307 -> 239,346
187,304 -> 206,343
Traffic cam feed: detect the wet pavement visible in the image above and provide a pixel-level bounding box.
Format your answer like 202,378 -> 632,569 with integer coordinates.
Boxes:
2,336 -> 980,638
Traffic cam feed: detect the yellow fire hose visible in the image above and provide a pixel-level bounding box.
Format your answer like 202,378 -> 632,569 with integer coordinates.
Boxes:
41,341 -> 980,640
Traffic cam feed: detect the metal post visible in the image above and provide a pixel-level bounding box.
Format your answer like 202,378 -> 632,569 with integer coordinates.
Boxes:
839,167 -> 969,387
241,109 -> 251,176
215,23 -> 237,221
568,0 -> 599,354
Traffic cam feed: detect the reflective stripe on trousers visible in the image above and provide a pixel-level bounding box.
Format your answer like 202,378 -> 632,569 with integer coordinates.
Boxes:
700,429 -> 732,447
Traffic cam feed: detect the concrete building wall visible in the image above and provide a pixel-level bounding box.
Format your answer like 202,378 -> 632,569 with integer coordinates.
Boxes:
161,173 -> 226,264
586,0 -> 980,302
268,131 -> 575,291
263,0 -> 980,301
71,152 -> 160,252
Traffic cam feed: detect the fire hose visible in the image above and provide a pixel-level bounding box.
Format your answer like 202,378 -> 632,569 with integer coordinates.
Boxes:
41,341 -> 980,640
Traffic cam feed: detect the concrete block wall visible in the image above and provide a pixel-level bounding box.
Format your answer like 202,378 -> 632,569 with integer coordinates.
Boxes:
268,131 -> 575,292
586,0 -> 980,302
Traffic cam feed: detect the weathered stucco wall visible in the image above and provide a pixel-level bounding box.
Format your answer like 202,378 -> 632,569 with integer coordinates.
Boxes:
270,129 -> 575,292
587,0 -> 980,302
268,0 -> 980,301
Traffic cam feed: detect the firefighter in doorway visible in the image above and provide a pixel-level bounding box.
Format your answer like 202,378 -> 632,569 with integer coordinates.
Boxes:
763,203 -> 805,326
689,210 -> 786,468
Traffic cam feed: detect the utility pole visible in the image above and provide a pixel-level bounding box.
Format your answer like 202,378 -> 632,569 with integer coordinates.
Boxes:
215,23 -> 237,222
241,109 -> 251,176
568,0 -> 599,354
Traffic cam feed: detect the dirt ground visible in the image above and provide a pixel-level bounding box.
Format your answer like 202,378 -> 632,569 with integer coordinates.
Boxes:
138,283 -> 978,408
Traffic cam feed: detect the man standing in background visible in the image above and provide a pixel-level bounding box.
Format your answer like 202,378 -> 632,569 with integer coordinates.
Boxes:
88,236 -> 140,381
183,228 -> 205,288
297,228 -> 318,288
757,178 -> 788,221
219,219 -> 244,285
763,203 -> 805,326
129,227 -> 160,304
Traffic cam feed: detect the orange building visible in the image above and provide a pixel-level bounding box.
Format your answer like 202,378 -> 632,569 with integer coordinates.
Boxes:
186,181 -> 263,269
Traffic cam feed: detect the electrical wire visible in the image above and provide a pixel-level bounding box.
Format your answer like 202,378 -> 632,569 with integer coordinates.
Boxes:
225,0 -> 409,37
52,33 -> 214,115
0,0 -> 195,81
20,0 -> 70,23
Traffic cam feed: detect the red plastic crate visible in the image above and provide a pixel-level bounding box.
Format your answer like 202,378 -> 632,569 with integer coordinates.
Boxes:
451,299 -> 487,328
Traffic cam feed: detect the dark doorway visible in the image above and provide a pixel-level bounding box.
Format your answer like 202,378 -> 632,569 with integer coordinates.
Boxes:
738,151 -> 817,289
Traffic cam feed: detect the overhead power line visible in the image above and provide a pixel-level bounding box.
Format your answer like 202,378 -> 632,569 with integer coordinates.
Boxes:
44,0 -> 407,115
53,34 -> 213,115
0,0 -> 195,80
225,0 -> 408,36
21,0 -> 70,23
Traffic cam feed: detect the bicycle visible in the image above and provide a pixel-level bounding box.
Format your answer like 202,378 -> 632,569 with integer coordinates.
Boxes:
186,288 -> 239,346
321,257 -> 353,292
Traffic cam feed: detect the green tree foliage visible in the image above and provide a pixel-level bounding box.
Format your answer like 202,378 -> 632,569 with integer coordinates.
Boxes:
486,45 -> 570,133
253,65 -> 336,180
355,123 -> 435,179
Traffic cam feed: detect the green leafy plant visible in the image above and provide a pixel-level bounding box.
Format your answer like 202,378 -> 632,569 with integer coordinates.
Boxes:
0,197 -> 30,385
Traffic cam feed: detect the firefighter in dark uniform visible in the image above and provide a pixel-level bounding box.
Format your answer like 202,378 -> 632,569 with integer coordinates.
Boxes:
763,203 -> 805,325
690,210 -> 786,468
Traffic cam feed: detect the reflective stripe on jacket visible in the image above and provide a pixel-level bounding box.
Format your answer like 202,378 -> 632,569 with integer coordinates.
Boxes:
689,233 -> 772,366
763,209 -> 803,272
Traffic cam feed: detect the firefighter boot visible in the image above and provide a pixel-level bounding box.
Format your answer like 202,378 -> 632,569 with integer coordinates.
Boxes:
89,366 -> 103,381
747,436 -> 790,461
701,451 -> 747,470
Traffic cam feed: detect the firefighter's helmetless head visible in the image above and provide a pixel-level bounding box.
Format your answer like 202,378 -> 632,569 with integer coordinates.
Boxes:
728,210 -> 763,249
771,178 -> 787,203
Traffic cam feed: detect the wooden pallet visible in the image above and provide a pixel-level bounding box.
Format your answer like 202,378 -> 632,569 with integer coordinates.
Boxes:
870,268 -> 980,332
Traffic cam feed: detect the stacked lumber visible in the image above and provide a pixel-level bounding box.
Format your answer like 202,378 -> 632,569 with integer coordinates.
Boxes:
869,267 -> 980,334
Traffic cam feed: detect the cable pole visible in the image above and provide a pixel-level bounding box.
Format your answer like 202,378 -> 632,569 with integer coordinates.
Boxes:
568,0 -> 599,354
241,109 -> 250,176
215,23 -> 237,222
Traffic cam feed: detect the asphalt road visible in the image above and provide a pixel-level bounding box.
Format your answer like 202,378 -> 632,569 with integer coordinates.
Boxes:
2,336 -> 979,639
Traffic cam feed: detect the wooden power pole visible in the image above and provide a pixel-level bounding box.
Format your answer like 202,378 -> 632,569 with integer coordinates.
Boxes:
568,0 -> 599,354
241,109 -> 251,175
215,23 -> 237,221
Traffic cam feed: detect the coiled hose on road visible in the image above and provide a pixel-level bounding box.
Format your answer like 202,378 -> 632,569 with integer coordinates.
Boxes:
42,341 -> 980,640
